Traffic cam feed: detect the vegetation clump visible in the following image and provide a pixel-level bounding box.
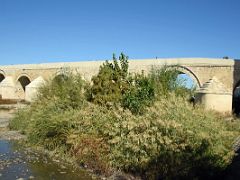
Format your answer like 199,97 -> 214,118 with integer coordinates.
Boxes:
87,53 -> 129,105
10,53 -> 240,179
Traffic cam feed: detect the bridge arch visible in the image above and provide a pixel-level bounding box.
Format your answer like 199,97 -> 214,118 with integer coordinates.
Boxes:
16,74 -> 31,100
166,65 -> 201,89
0,70 -> 5,83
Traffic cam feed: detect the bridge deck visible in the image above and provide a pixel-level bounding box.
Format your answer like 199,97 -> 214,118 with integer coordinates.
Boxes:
0,58 -> 236,70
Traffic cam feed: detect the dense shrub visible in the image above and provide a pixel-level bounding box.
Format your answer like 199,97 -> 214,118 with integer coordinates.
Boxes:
122,72 -> 155,114
88,54 -> 193,114
10,70 -> 87,135
87,53 -> 129,105
9,56 -> 240,179
10,92 -> 240,178
149,66 -> 179,96
121,66 -> 195,114
37,70 -> 86,110
106,95 -> 238,179
149,66 -> 195,98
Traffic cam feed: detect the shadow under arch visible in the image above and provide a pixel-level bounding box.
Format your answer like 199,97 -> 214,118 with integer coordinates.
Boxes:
0,73 -> 5,83
17,75 -> 31,91
16,74 -> 31,100
166,65 -> 201,89
0,70 -> 6,83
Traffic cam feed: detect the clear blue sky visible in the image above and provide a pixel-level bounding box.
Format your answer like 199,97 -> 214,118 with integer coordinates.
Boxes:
1,0 -> 240,65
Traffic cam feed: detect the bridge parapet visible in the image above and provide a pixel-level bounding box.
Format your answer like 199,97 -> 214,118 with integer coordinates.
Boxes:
0,58 -> 239,113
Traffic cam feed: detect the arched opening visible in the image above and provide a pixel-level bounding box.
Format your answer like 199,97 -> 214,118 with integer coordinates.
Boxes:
233,82 -> 240,116
0,73 -> 4,100
165,66 -> 200,106
17,76 -> 31,91
16,75 -> 31,100
174,71 -> 198,103
167,66 -> 201,89
176,73 -> 198,90
0,73 -> 5,83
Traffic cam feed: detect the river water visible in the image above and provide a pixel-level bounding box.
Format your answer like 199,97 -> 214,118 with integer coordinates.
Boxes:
0,111 -> 93,180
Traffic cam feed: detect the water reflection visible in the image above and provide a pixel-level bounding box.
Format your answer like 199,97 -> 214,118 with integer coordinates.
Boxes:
0,140 -> 93,180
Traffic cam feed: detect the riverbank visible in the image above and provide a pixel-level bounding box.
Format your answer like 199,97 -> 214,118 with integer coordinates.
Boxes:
0,110 -> 96,180
0,108 -> 26,140
0,139 -> 94,180
3,112 -> 240,180
11,95 -> 240,179
0,106 -> 137,180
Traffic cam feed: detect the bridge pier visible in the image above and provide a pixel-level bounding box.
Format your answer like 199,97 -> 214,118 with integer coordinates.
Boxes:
0,76 -> 18,100
25,76 -> 45,102
196,77 -> 233,113
0,75 -> 46,102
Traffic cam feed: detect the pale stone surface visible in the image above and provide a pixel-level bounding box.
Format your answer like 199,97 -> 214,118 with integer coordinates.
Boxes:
0,76 -> 17,99
196,77 -> 233,113
0,58 -> 239,113
197,76 -> 232,94
25,76 -> 45,102
196,93 -> 232,113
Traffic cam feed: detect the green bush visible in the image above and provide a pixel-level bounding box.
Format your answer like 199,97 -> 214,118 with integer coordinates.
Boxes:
9,108 -> 31,134
105,95 -> 237,178
121,66 -> 195,114
10,92 -> 239,178
37,70 -> 86,110
9,57 -> 240,179
88,54 -> 192,114
10,70 -> 86,136
122,72 -> 155,114
149,66 -> 194,98
87,53 -> 129,105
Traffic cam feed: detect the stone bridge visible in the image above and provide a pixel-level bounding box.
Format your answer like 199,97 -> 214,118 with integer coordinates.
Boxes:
0,58 -> 240,113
